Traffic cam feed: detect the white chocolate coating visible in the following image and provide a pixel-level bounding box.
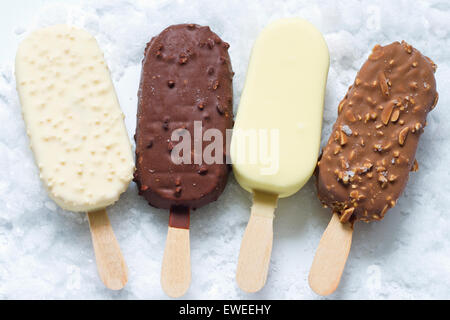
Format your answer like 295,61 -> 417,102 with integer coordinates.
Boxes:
231,19 -> 329,198
16,25 -> 135,212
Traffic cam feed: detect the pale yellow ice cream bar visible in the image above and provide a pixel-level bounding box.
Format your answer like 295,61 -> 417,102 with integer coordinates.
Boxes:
16,25 -> 134,212
231,18 -> 329,197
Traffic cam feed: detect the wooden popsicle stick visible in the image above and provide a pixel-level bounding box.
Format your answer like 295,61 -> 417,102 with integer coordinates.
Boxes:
87,209 -> 128,290
308,213 -> 354,296
236,191 -> 278,293
161,206 -> 191,298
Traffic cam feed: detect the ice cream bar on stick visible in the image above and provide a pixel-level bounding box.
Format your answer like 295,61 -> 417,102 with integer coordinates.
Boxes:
231,18 -> 329,292
134,24 -> 233,297
309,41 -> 438,296
16,25 -> 135,290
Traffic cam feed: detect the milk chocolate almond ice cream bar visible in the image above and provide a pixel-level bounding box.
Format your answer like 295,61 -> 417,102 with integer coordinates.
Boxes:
316,41 -> 438,223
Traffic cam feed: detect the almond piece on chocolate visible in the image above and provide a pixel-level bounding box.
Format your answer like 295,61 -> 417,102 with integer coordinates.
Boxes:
411,159 -> 419,172
344,110 -> 357,122
340,131 -> 348,146
398,127 -> 409,146
338,100 -> 345,114
378,72 -> 390,96
381,102 -> 394,125
391,109 -> 400,122
340,207 -> 355,223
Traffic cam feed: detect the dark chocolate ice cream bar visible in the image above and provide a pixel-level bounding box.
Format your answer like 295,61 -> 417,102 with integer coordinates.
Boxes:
134,24 -> 234,210
316,41 -> 438,223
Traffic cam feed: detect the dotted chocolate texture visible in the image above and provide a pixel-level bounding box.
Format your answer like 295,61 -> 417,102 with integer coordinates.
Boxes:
316,41 -> 438,223
134,24 -> 234,210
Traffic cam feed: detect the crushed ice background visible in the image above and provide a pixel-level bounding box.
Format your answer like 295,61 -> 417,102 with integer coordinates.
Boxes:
0,0 -> 449,299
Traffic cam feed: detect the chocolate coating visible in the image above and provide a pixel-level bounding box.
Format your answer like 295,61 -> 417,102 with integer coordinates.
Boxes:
316,41 -> 438,223
134,24 -> 234,210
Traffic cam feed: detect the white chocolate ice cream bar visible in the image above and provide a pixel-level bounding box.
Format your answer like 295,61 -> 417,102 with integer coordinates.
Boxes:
16,25 -> 134,212
231,18 -> 329,198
